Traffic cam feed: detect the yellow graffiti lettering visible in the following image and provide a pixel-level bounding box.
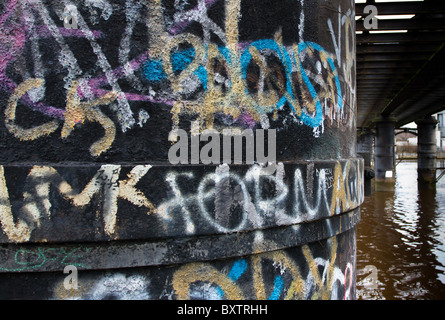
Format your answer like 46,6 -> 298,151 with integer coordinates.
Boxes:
0,166 -> 31,243
172,262 -> 244,299
252,250 -> 305,300
61,80 -> 118,157
118,165 -> 157,215
5,79 -> 59,141
0,165 -> 155,241
330,161 -> 348,216
302,237 -> 338,300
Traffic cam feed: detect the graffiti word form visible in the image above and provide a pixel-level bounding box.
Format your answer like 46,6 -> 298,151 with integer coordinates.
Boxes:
172,237 -> 354,300
0,165 -> 156,242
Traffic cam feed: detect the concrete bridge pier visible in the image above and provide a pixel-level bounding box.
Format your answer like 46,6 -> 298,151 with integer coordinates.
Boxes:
374,117 -> 396,191
416,116 -> 438,187
0,0 -> 361,300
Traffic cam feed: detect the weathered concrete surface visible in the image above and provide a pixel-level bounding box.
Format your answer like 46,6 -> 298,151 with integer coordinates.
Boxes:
0,0 -> 360,299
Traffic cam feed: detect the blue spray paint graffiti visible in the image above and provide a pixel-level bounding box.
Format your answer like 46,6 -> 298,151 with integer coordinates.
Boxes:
140,40 -> 342,129
240,39 -> 295,114
295,42 -> 343,128
269,276 -> 284,300
217,258 -> 284,300
228,258 -> 248,281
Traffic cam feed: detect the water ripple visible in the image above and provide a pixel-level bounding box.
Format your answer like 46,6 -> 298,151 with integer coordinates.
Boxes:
357,161 -> 445,300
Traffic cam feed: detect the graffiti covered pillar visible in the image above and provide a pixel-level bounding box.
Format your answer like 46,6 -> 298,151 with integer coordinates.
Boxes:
416,116 -> 438,187
0,0 -> 361,300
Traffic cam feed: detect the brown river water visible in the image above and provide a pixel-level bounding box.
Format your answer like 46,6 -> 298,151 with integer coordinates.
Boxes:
356,160 -> 445,300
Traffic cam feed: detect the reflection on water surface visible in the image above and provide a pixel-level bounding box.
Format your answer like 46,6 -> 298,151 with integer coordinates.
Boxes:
356,161 -> 445,300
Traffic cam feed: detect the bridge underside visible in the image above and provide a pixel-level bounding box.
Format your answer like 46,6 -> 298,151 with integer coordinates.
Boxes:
356,0 -> 445,130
